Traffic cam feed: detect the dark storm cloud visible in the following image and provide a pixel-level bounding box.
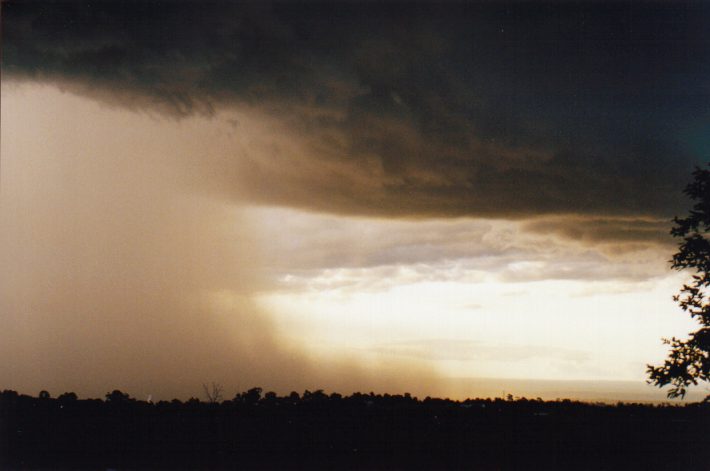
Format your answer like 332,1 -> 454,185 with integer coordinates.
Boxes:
4,1 -> 708,219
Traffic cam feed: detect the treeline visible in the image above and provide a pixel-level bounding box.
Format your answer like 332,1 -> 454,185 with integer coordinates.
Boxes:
1,388 -> 708,469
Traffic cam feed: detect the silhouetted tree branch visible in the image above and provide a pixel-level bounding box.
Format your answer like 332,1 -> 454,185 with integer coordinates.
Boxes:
647,166 -> 710,400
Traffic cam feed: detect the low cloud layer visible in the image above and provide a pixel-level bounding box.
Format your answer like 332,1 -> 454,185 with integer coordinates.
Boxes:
4,1 -> 707,221
249,207 -> 673,292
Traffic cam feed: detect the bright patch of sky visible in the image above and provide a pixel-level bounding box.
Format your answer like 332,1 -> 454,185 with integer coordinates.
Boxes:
250,207 -> 696,383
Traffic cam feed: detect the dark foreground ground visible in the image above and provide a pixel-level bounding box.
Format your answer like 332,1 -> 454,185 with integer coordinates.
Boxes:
1,388 -> 709,470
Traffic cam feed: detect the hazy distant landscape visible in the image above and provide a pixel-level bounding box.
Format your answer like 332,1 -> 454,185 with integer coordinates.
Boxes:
3,388 -> 708,470
2,1 -> 709,468
449,377 -> 708,404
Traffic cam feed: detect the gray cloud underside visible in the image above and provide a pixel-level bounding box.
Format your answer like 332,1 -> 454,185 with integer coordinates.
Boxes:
3,2 -> 708,219
252,209 -> 673,287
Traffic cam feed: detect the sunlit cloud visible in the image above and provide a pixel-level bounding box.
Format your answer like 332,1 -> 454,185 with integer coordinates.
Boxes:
248,207 -> 673,290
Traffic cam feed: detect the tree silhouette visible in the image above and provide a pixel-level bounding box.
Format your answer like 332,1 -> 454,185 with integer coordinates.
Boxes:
58,392 -> 78,403
648,166 -> 710,400
236,387 -> 262,405
105,390 -> 132,403
202,382 -> 224,403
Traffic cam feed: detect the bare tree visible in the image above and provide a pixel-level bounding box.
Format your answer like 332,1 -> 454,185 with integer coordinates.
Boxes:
202,382 -> 224,403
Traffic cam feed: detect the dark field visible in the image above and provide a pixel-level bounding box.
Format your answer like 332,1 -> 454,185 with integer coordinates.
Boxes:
2,389 -> 708,470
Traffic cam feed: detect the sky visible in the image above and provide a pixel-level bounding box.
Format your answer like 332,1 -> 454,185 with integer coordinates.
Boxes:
1,1 -> 709,402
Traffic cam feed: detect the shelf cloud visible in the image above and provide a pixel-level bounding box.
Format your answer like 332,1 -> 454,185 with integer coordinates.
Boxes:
5,1 -> 707,222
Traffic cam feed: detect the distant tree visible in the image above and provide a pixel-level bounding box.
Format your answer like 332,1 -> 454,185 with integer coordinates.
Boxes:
262,391 -> 277,404
58,392 -> 78,403
329,392 -> 342,401
38,390 -> 51,399
202,382 -> 224,403
647,166 -> 710,400
105,390 -> 132,403
243,387 -> 262,404
302,389 -> 327,404
1,390 -> 19,399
